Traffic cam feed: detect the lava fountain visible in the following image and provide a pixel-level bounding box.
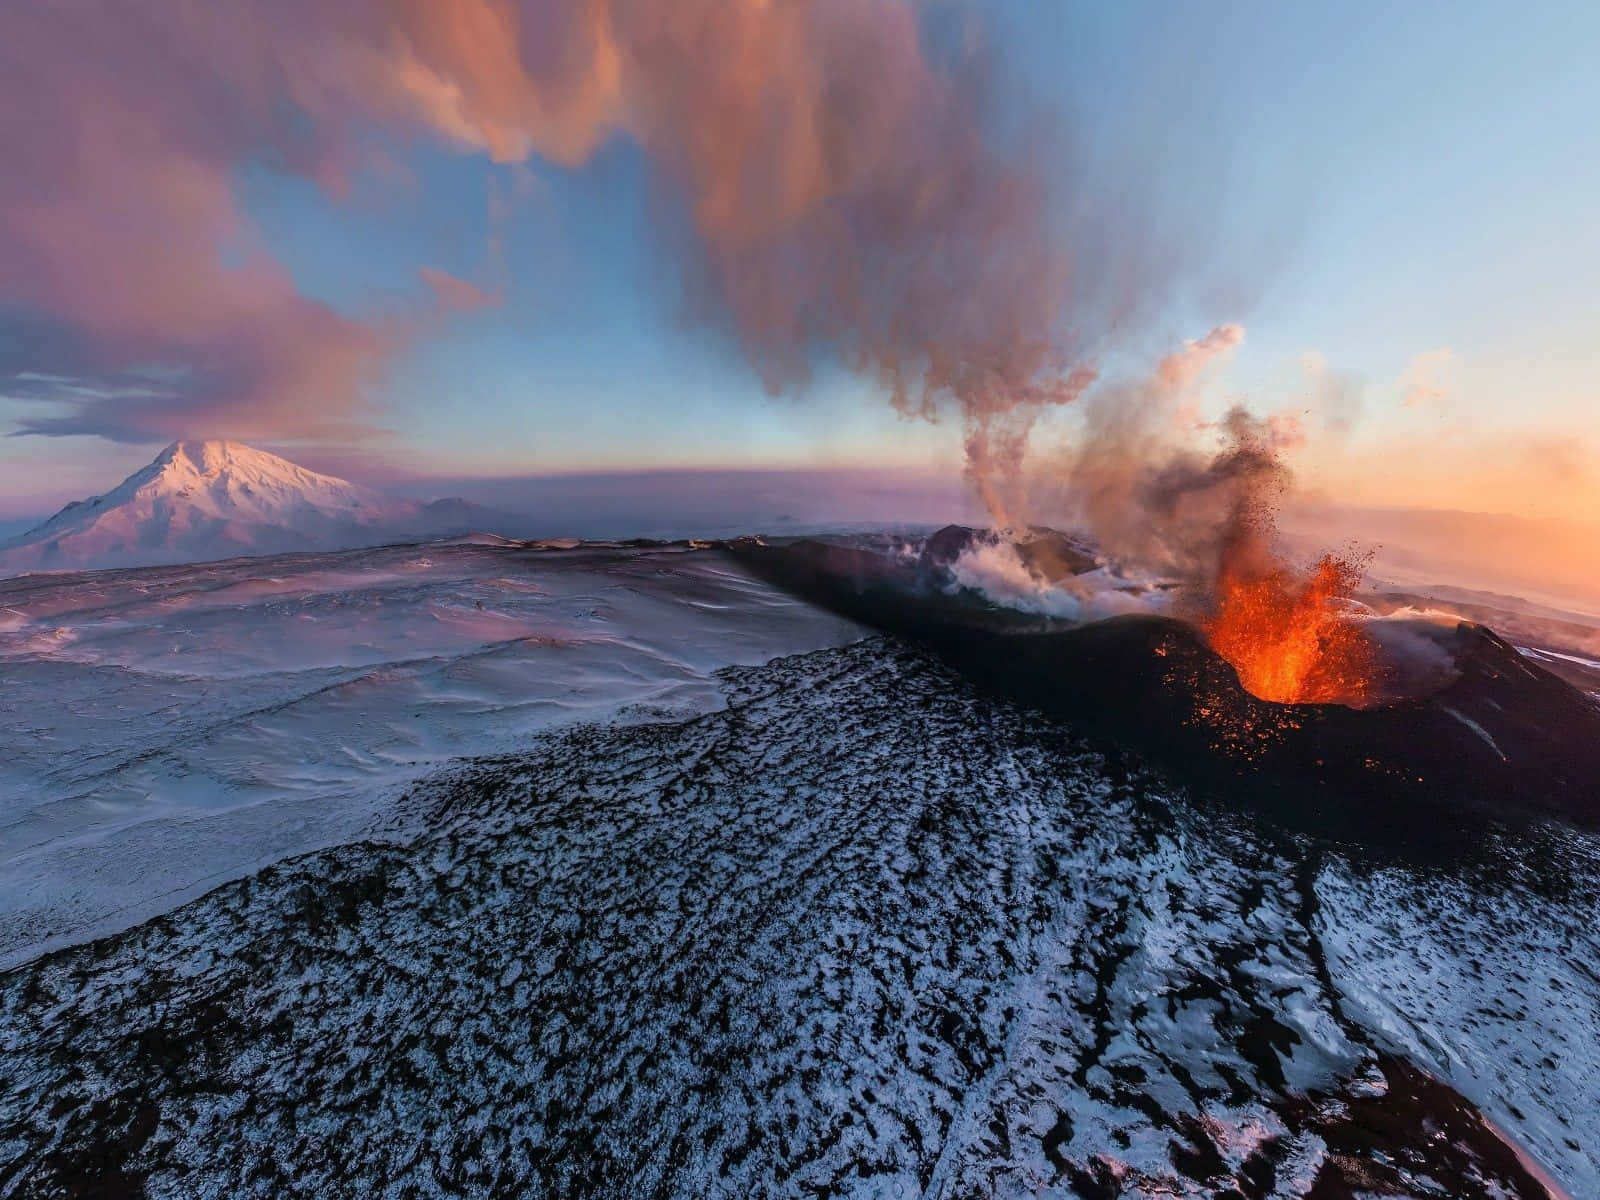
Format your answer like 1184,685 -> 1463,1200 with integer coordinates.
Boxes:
1203,548 -> 1378,707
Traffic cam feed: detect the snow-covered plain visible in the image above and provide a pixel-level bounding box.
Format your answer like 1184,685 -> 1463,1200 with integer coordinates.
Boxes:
0,539 -> 861,967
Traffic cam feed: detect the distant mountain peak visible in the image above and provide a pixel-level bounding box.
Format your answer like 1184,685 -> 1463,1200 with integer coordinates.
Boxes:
0,440 -> 488,575
124,439 -> 386,510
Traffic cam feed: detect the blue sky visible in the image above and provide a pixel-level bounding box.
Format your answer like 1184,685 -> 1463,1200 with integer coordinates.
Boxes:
2,1 -> 1595,522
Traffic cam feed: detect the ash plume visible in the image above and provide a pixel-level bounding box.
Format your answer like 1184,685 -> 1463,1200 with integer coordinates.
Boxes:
3,0 -> 1141,504
1141,404 -> 1300,587
1034,323 -> 1272,577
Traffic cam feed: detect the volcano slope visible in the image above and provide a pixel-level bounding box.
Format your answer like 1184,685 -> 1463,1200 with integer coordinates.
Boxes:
728,536 -> 1600,838
3,637 -> 1595,1198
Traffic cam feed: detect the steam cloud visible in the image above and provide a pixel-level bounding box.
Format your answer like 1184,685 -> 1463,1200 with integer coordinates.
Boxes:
4,0 -> 1116,500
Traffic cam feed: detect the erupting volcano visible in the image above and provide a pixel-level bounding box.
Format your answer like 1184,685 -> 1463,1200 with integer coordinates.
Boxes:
1079,397 -> 1390,710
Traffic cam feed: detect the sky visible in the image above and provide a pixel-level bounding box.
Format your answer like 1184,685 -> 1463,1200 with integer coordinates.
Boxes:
1,0 -> 1596,529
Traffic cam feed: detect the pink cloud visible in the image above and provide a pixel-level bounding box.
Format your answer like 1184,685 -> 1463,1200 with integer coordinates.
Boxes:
420,268 -> 501,313
1154,324 -> 1246,393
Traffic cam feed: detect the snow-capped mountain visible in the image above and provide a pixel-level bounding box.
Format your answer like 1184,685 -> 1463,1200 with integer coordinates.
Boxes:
0,440 -> 490,574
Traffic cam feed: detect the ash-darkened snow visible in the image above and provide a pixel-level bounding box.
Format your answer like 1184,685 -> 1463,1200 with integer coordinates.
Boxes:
3,632 -> 1595,1198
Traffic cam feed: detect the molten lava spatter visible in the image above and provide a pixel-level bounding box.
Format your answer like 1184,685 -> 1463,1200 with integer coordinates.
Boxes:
1205,552 -> 1378,707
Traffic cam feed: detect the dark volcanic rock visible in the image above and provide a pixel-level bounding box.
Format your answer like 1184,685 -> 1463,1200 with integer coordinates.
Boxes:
730,537 -> 1046,634
1013,530 -> 1100,581
921,523 -> 979,567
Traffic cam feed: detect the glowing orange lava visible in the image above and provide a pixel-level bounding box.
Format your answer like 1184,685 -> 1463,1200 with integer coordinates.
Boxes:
1204,552 -> 1377,706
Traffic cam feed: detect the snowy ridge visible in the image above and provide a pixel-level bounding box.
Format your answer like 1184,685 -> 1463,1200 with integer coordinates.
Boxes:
0,440 -> 481,574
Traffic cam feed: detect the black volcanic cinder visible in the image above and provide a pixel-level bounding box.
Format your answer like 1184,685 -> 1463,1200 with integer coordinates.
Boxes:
728,535 -> 1600,835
